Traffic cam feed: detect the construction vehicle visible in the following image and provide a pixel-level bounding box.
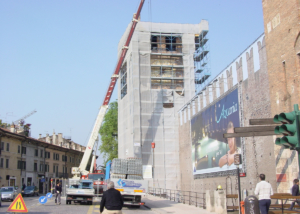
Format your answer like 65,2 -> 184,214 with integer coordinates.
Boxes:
68,0 -> 145,203
105,159 -> 148,208
66,179 -> 94,205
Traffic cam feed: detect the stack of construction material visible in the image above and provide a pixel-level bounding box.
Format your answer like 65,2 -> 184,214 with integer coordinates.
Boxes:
127,175 -> 143,180
111,158 -> 128,174
110,173 -> 126,179
127,158 -> 143,180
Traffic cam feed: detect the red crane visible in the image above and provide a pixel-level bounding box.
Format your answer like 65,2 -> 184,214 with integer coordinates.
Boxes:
72,0 -> 145,178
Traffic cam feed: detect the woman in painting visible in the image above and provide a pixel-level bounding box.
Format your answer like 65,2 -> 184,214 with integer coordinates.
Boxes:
219,121 -> 240,167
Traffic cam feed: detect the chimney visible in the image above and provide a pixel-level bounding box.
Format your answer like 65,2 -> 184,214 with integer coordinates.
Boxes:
39,134 -> 42,139
46,134 -> 50,143
10,124 -> 15,133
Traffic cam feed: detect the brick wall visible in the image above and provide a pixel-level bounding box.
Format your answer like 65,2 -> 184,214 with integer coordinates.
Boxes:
178,35 -> 280,199
262,0 -> 300,192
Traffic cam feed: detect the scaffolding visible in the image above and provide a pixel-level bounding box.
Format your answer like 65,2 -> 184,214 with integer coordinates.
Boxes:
194,30 -> 211,93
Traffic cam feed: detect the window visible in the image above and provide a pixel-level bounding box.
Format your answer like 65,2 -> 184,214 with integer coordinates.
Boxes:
45,164 -> 49,172
0,158 -> 3,168
35,149 -> 38,157
6,159 -> 9,168
40,163 -> 44,172
6,143 -> 9,152
151,33 -> 182,53
120,63 -> 127,99
40,149 -> 43,158
34,163 -> 37,171
18,145 -> 21,154
56,154 -> 59,161
21,147 -> 26,155
72,157 -> 74,163
53,165 -> 56,173
69,156 -> 72,163
17,160 -> 26,170
0,142 -> 4,150
45,151 -> 50,159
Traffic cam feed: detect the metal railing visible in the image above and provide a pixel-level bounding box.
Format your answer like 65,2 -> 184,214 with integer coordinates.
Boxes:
148,187 -> 206,209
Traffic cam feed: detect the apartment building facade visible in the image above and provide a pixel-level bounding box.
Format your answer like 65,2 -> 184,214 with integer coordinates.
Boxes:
0,127 -> 85,193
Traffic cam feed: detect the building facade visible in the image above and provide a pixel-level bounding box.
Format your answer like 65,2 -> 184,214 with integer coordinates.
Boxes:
262,0 -> 300,193
0,127 -> 85,193
117,20 -> 209,190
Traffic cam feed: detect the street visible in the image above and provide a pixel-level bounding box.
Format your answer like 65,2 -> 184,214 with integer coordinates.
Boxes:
0,195 -> 157,214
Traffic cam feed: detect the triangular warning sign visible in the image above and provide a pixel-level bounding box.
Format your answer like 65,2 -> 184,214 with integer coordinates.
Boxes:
7,193 -> 28,213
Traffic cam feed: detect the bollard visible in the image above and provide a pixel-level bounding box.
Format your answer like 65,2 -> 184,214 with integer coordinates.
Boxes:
240,201 -> 245,214
244,195 -> 260,214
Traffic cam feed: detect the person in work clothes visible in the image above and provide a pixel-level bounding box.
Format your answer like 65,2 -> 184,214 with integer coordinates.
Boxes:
55,182 -> 62,205
255,174 -> 273,214
100,181 -> 124,214
289,179 -> 300,210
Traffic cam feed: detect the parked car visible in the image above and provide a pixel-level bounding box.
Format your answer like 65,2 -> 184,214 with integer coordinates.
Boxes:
22,186 -> 39,197
0,188 -> 2,206
1,186 -> 18,201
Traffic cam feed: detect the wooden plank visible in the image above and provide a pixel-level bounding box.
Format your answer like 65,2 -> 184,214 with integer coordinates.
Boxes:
226,194 -> 238,198
249,118 -> 280,125
223,131 -> 279,138
270,204 -> 300,208
235,126 -> 277,133
269,210 -> 300,214
271,195 -> 300,199
227,206 -> 239,210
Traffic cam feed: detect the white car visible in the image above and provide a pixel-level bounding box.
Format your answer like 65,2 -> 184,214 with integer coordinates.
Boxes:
1,186 -> 18,201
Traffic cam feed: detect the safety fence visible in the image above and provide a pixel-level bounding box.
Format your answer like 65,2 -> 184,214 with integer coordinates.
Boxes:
148,187 -> 206,209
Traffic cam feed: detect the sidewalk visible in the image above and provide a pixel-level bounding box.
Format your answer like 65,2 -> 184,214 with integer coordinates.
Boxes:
142,194 -> 218,214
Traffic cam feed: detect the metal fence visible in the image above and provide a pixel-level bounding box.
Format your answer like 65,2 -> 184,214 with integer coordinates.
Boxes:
148,187 -> 206,209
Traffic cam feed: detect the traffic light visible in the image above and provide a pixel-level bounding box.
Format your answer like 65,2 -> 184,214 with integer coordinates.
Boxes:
273,104 -> 300,150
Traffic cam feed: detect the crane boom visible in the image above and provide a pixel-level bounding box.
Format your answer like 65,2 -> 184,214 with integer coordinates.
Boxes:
72,0 -> 145,177
14,110 -> 37,124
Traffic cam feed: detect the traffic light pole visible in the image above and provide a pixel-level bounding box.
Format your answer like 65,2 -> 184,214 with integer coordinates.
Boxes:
294,104 -> 300,178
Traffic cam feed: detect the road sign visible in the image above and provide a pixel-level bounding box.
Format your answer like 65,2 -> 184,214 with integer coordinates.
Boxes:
7,193 -> 28,213
39,196 -> 47,204
46,192 -> 53,198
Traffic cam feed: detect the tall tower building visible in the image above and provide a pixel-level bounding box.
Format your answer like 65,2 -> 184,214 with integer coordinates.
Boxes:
117,20 -> 209,189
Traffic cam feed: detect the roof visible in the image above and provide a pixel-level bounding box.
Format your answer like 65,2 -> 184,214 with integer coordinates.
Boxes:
0,127 -> 84,155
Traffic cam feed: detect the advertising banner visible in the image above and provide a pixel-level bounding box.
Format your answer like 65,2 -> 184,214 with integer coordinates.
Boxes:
191,88 -> 241,175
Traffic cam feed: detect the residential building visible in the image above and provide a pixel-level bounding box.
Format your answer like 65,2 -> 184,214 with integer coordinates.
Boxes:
0,127 -> 85,194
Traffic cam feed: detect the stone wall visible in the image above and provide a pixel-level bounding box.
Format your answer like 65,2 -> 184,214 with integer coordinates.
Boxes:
178,35 -> 280,201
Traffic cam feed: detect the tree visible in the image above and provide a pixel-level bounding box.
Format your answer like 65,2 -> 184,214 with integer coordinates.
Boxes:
99,101 -> 118,164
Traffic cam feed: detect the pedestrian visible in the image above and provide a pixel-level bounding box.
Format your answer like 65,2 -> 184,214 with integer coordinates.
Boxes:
288,179 -> 300,210
22,183 -> 26,190
254,174 -> 273,214
100,181 -> 123,214
55,182 -> 62,205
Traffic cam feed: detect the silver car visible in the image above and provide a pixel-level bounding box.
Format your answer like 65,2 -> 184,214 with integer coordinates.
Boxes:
1,186 -> 17,201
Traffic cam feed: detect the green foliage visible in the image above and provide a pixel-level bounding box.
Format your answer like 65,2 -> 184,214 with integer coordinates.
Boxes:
99,101 -> 118,165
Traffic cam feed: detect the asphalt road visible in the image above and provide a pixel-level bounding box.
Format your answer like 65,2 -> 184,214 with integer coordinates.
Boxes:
0,195 -> 157,214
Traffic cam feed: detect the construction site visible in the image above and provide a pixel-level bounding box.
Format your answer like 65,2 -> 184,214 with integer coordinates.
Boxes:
117,20 -> 209,190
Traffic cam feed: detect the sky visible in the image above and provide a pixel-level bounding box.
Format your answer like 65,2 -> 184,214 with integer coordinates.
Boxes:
0,0 -> 264,166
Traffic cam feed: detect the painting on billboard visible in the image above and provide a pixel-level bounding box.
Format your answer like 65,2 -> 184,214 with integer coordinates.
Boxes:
191,88 -> 241,175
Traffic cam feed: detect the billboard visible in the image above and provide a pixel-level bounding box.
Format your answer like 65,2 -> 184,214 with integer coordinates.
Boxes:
191,88 -> 241,175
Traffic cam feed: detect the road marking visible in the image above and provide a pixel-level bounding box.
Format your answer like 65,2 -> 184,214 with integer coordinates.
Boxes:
87,205 -> 94,214
95,205 -> 100,208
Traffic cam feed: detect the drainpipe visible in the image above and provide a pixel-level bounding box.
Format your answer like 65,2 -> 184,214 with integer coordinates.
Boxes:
43,146 -> 46,194
21,140 -> 23,188
65,151 -> 67,178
